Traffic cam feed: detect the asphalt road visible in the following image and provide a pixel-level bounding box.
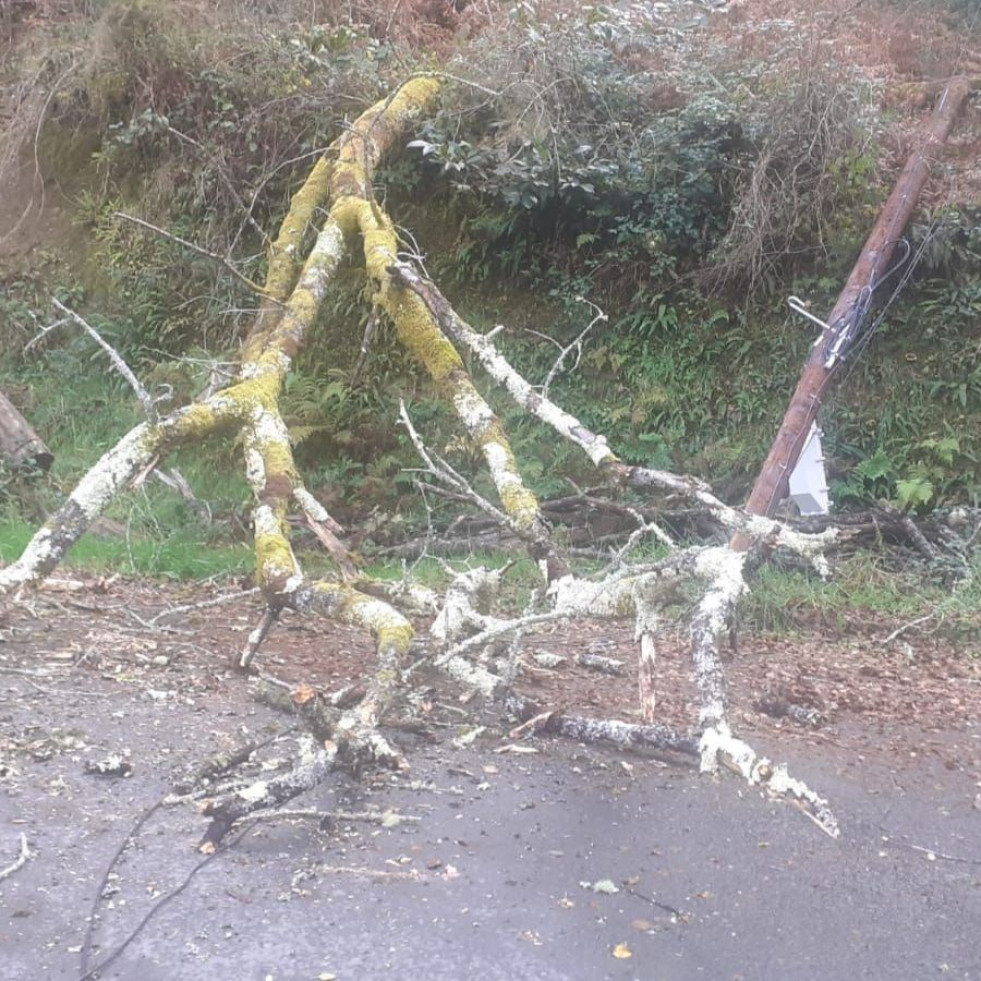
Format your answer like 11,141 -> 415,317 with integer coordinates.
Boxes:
2,675 -> 979,981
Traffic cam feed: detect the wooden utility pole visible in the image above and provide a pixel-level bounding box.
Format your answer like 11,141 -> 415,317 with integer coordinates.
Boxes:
0,389 -> 52,473
739,78 -> 971,530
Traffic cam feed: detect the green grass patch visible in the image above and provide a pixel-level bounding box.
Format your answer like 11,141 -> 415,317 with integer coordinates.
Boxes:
741,555 -> 953,634
0,514 -> 252,580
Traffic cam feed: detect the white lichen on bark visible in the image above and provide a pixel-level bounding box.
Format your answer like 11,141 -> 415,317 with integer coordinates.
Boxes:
689,547 -> 746,732
0,424 -> 156,589
430,567 -> 509,648
699,724 -> 839,837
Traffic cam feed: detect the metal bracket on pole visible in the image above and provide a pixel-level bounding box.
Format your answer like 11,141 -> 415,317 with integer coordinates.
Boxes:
787,295 -> 833,335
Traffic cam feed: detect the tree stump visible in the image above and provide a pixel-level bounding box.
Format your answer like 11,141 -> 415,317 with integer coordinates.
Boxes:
0,389 -> 52,473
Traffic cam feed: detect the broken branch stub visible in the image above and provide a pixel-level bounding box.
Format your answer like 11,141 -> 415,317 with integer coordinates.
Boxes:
0,389 -> 52,473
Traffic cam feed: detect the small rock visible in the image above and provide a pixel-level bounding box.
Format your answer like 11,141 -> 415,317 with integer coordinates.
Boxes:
84,755 -> 133,778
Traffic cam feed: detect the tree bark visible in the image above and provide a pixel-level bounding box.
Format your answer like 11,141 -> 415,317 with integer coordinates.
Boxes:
0,389 -> 52,472
741,78 -> 971,528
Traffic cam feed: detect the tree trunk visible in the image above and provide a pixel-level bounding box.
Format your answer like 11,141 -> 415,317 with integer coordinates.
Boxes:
0,389 -> 52,473
740,78 -> 970,527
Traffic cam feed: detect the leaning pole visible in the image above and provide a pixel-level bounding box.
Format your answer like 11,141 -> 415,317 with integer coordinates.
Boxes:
738,77 -> 970,533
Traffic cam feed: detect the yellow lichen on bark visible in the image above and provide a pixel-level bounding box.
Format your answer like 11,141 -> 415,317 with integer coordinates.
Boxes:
155,396 -> 251,448
263,156 -> 333,300
306,581 -> 415,652
254,530 -> 297,585
328,99 -> 554,558
492,465 -> 543,533
332,76 -> 442,201
256,439 -> 297,491
237,83 -> 442,602
243,156 -> 336,360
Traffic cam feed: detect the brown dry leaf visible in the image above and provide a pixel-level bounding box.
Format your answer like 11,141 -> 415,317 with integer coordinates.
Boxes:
631,919 -> 655,932
292,685 -> 317,706
612,943 -> 632,959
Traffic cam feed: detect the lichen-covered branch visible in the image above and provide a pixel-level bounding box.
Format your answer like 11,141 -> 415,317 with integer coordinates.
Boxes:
0,400 -> 240,590
324,84 -> 563,579
237,221 -> 348,598
389,264 -> 717,494
201,741 -> 338,850
392,261 -> 849,576
688,548 -> 746,734
507,695 -> 699,757
291,580 -> 414,766
684,547 -> 839,836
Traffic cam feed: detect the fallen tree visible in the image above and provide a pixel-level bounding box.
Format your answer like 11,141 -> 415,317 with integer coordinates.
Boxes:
2,75 -> 971,845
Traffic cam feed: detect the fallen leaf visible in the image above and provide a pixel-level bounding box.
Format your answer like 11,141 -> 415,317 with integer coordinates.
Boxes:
612,943 -> 632,959
631,919 -> 655,932
291,685 -> 317,706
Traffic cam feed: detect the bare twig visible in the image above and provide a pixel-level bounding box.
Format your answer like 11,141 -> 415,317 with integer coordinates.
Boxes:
48,299 -> 158,423
399,400 -> 511,529
0,833 -> 31,882
113,212 -> 274,298
350,311 -> 379,387
233,808 -> 421,828
239,606 -> 280,671
881,612 -> 937,646
540,296 -> 606,399
148,587 -> 260,626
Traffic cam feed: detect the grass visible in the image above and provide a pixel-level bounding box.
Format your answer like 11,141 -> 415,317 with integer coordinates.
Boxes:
739,553 -> 978,637
0,513 -> 252,579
